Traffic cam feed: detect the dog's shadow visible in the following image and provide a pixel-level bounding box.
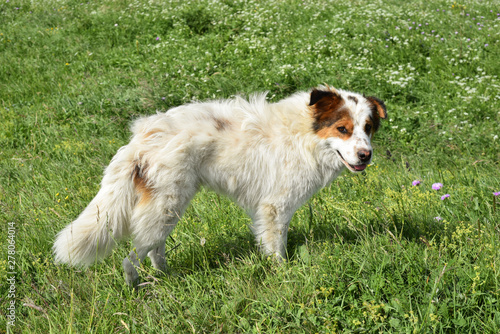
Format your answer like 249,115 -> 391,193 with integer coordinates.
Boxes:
154,209 -> 443,277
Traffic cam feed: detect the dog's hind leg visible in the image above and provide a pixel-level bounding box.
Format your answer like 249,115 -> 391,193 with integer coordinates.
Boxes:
122,243 -> 167,288
123,201 -> 183,287
123,181 -> 198,287
122,208 -> 179,287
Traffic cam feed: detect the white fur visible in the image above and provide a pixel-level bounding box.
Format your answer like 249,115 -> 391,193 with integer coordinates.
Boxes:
53,87 -> 384,286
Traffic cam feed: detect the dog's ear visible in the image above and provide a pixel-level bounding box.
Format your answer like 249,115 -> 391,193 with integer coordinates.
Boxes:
309,89 -> 335,106
366,96 -> 387,119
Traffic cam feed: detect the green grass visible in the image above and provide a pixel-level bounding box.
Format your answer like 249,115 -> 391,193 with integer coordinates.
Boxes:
1,0 -> 499,332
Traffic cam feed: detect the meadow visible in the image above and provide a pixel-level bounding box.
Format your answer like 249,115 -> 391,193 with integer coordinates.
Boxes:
1,0 -> 499,332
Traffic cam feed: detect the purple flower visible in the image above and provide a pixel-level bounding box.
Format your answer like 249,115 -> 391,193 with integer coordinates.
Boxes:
485,44 -> 489,47
432,183 -> 443,190
435,217 -> 443,221
441,194 -> 450,200
412,180 -> 421,186
156,37 -> 160,41
494,192 -> 500,196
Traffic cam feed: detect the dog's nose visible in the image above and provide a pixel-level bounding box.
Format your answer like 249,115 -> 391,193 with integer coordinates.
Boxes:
357,149 -> 372,162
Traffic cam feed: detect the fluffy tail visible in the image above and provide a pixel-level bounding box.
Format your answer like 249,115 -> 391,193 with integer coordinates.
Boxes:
53,147 -> 135,267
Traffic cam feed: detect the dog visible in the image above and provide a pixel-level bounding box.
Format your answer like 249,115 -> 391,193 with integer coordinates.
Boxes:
53,85 -> 387,287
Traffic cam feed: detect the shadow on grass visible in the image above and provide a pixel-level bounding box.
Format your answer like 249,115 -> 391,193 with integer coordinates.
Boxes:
161,210 -> 446,276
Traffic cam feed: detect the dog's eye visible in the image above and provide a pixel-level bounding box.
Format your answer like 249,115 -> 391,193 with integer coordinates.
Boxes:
365,124 -> 372,133
337,126 -> 348,134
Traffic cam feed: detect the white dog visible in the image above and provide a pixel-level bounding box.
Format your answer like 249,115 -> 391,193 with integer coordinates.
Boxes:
53,86 -> 387,286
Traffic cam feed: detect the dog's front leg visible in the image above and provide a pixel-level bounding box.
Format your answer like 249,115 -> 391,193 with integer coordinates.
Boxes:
250,203 -> 292,261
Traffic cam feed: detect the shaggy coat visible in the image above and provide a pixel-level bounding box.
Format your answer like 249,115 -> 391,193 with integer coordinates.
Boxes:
53,86 -> 387,286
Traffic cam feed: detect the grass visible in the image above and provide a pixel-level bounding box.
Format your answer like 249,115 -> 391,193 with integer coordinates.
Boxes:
1,0 -> 499,332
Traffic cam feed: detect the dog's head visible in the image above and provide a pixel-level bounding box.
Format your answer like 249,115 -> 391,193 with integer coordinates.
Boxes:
309,86 -> 387,172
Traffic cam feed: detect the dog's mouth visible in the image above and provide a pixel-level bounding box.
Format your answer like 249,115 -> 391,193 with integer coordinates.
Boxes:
336,151 -> 367,172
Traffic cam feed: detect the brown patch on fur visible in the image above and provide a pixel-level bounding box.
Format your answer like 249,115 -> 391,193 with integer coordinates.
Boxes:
132,163 -> 153,206
212,116 -> 231,131
316,116 -> 354,140
309,89 -> 345,131
309,89 -> 354,140
348,96 -> 359,104
309,89 -> 336,106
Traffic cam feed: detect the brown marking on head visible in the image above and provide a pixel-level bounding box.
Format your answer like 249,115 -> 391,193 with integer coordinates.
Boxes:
316,115 -> 354,139
309,88 -> 336,106
348,95 -> 359,104
309,88 -> 354,139
365,96 -> 387,133
131,162 -> 153,206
